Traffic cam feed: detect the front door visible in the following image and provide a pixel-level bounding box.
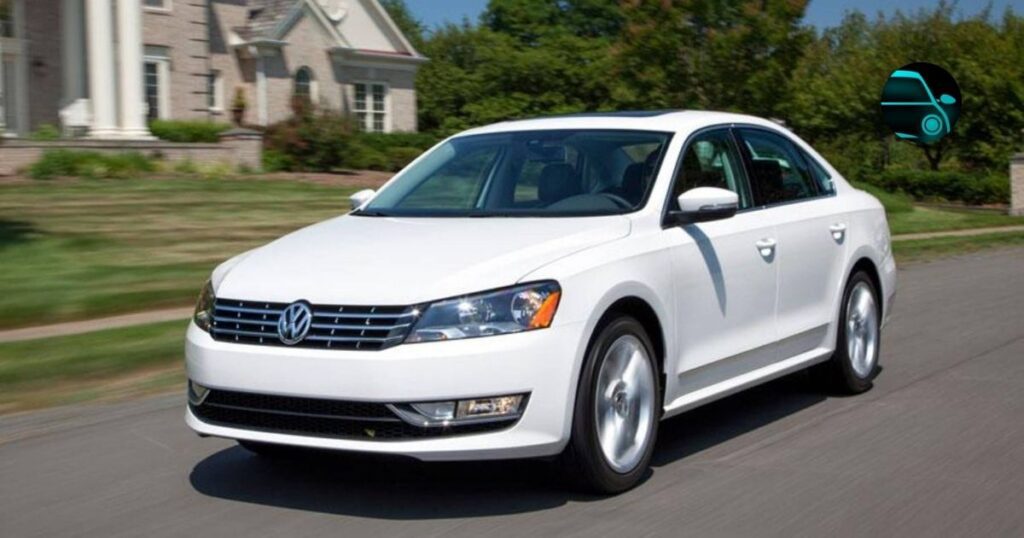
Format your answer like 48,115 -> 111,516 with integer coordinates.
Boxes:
663,128 -> 779,409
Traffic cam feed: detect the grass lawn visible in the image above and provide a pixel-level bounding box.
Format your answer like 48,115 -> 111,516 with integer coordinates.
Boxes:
887,206 -> 1023,236
0,320 -> 187,413
0,177 -> 356,330
892,231 -> 1024,263
853,182 -> 1024,235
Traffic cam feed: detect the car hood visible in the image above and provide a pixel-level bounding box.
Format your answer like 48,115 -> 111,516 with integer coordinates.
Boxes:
215,215 -> 630,305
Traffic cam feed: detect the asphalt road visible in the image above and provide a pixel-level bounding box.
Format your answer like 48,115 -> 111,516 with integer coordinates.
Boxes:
3,248 -> 1024,537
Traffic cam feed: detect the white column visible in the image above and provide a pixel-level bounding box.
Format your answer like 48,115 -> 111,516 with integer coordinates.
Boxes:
116,0 -> 151,138
86,0 -> 118,137
0,39 -> 6,134
62,0 -> 86,104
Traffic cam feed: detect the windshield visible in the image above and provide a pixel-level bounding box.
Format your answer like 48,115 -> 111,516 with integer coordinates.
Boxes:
357,129 -> 673,217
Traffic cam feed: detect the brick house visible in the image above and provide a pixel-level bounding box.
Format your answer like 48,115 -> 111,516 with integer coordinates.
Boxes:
0,0 -> 425,139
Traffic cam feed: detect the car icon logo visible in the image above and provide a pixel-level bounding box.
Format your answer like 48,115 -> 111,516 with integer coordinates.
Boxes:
277,302 -> 313,345
880,63 -> 961,144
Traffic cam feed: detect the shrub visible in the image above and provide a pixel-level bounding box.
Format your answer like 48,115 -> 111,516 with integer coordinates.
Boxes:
353,132 -> 440,153
261,149 -> 294,173
851,182 -> 914,214
29,150 -> 156,180
29,124 -> 62,141
263,103 -> 356,172
149,120 -> 231,143
386,146 -> 424,170
864,170 -> 1010,205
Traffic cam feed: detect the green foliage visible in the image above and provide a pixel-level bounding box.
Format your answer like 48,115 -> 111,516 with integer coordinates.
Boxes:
851,182 -> 914,214
866,170 -> 1010,205
405,1 -> 1022,192
613,0 -> 812,116
29,124 -> 62,141
378,0 -> 426,50
263,103 -> 356,172
786,6 -> 1024,174
416,1 -> 624,133
149,120 -> 231,143
29,150 -> 156,180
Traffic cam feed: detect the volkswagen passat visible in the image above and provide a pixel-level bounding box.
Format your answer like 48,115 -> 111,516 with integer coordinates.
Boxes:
186,111 -> 895,493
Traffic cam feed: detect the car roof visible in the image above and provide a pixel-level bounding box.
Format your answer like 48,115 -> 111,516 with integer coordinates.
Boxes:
456,110 -> 786,137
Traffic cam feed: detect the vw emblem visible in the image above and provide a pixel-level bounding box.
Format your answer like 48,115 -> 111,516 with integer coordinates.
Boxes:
277,302 -> 313,345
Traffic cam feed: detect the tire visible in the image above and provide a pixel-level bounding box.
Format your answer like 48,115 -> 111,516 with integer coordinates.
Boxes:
237,440 -> 303,458
561,316 -> 661,494
812,271 -> 881,394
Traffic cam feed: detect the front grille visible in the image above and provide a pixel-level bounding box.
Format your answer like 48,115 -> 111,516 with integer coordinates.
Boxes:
191,389 -> 516,441
211,298 -> 416,351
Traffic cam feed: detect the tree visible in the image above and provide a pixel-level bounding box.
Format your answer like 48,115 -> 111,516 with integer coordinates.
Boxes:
378,0 -> 426,50
786,4 -> 1024,174
612,0 -> 812,116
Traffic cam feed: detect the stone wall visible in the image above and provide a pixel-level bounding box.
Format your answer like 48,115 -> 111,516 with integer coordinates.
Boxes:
0,131 -> 263,176
1012,154 -> 1024,216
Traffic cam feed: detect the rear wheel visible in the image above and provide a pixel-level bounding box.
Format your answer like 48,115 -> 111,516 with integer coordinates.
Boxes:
562,316 -> 660,494
813,271 -> 881,394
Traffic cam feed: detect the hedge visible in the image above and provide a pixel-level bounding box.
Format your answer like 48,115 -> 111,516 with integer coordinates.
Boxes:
863,170 -> 1010,205
29,150 -> 156,180
149,120 -> 231,143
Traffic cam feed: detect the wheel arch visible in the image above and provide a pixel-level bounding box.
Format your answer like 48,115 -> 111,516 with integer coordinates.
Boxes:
598,296 -> 667,377
849,257 -> 884,319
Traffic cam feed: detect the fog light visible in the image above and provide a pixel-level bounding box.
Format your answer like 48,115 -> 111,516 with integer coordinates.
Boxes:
389,393 -> 527,427
188,380 -> 210,405
456,394 -> 524,419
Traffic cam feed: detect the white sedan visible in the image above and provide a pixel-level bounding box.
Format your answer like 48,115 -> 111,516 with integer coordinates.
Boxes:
185,111 -> 896,493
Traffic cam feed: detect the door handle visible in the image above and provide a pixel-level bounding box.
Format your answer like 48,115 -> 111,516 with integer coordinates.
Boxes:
829,223 -> 847,240
755,238 -> 777,257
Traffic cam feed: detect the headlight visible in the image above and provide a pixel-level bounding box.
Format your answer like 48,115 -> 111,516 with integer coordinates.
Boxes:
193,281 -> 215,332
406,282 -> 560,343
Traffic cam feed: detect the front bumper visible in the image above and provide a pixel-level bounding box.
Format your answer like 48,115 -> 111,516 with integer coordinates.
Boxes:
184,320 -> 586,461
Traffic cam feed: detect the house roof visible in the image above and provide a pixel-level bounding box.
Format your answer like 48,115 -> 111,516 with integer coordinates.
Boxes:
234,0 -> 297,42
232,0 -> 424,60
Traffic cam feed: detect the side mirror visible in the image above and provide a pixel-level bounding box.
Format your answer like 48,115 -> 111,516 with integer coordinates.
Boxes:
668,187 -> 739,225
349,189 -> 376,210
939,94 -> 956,105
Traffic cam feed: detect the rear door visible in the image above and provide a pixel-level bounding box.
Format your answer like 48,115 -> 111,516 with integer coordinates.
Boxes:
735,127 -> 848,359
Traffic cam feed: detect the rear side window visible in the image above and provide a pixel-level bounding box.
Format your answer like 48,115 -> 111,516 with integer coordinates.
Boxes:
802,151 -> 835,195
736,129 -> 818,206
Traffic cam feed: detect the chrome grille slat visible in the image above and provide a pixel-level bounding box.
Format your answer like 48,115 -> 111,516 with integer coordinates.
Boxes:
310,322 -> 412,331
213,316 -> 278,327
211,298 -> 416,351
312,311 -> 416,320
216,305 -> 285,315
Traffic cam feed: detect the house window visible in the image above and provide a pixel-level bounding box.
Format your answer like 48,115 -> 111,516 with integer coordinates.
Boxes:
143,46 -> 170,120
294,66 -> 315,103
354,82 -> 388,133
207,70 -> 223,111
2,57 -> 18,133
0,0 -> 13,38
143,0 -> 171,11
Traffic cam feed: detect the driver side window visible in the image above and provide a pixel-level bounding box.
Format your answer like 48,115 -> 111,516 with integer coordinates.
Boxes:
670,130 -> 752,210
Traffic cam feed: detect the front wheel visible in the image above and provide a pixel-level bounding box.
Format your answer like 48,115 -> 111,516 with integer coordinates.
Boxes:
813,271 -> 881,394
561,316 -> 660,494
